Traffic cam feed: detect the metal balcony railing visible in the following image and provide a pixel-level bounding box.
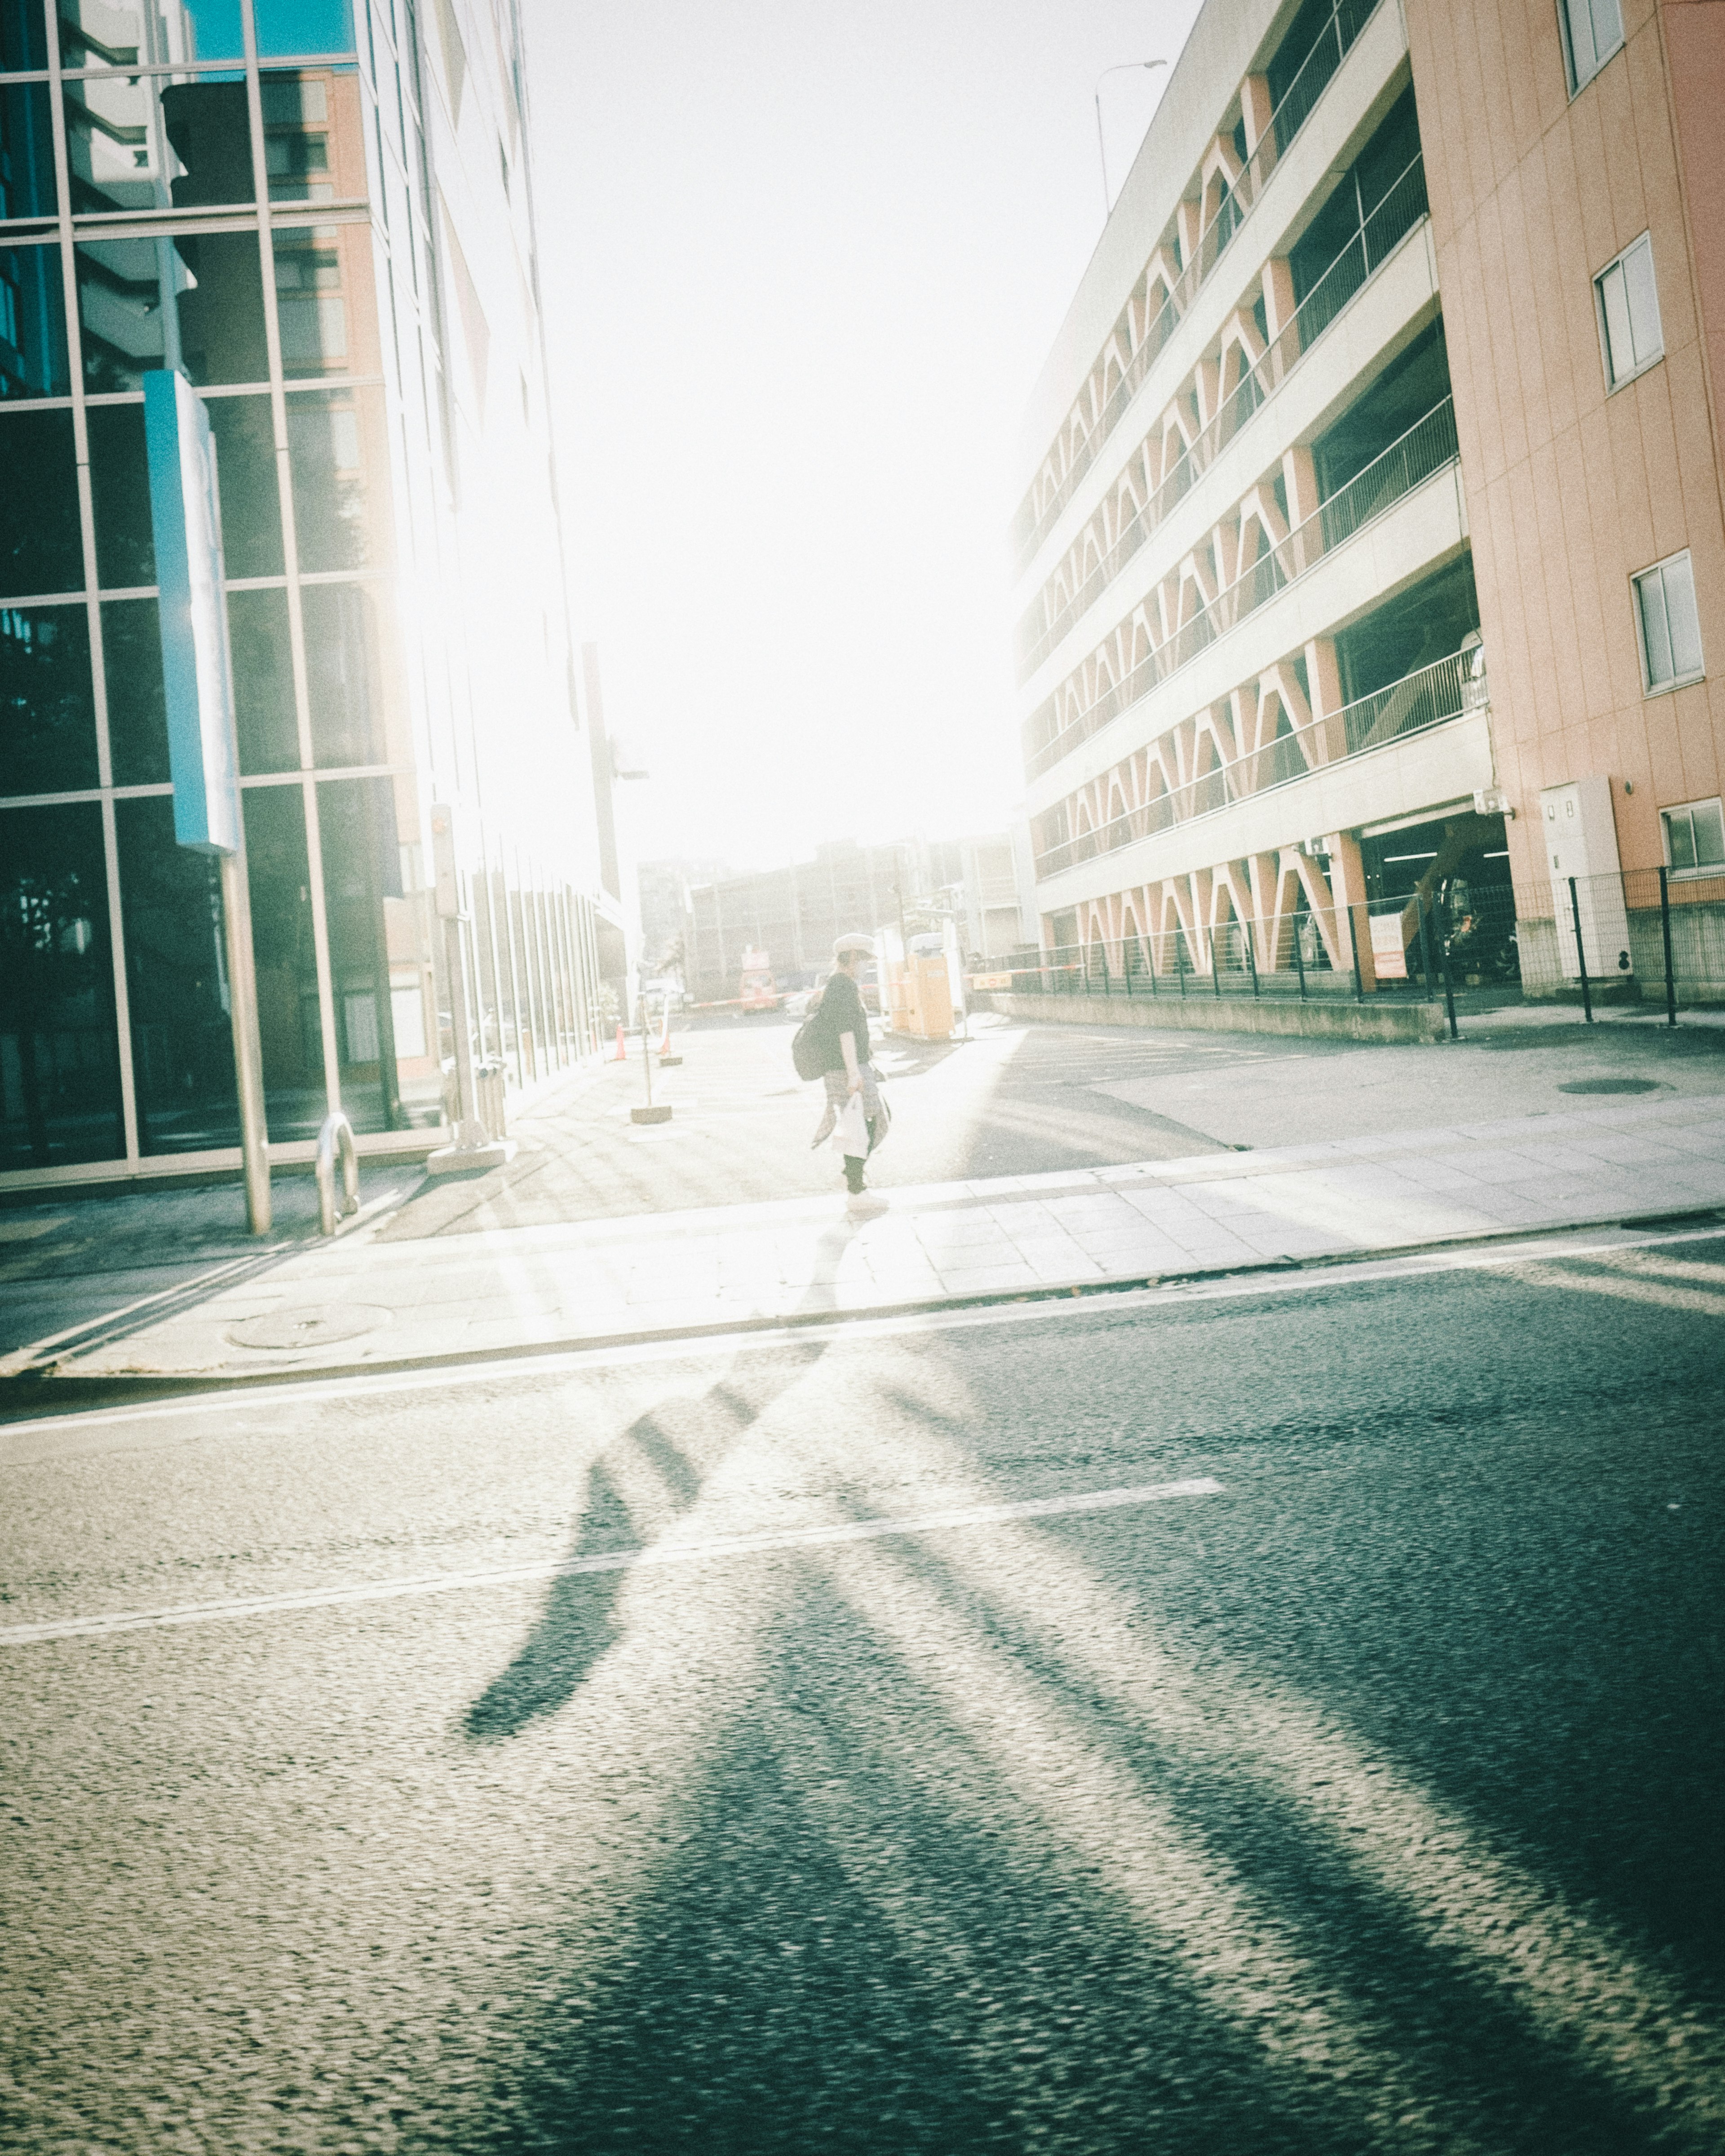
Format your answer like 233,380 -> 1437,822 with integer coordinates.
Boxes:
1010,0 -> 1383,573
1022,391 -> 1459,783
1015,150 -> 1430,683
1032,641 -> 1484,882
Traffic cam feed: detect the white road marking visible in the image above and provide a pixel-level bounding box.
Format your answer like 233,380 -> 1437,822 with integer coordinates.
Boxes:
2,1220 -> 1720,1457
0,1479 -> 1225,1646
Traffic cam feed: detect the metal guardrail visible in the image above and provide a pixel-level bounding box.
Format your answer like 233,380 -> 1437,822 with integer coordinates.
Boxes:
1016,149 -> 1430,683
1024,392 -> 1459,785
316,1110 -> 358,1236
1011,0 -> 1384,569
1032,643 -> 1480,882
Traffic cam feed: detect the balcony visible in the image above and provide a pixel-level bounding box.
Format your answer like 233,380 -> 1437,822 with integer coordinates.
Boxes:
1015,151 -> 1431,685
1011,0 -> 1386,576
1023,393 -> 1460,786
1033,643 -> 1488,886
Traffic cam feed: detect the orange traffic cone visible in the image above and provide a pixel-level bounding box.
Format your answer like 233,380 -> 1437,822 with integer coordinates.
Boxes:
612,1022 -> 628,1061
657,1000 -> 681,1066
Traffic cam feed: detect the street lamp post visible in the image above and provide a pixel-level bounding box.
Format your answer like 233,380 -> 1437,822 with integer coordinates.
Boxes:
1094,59 -> 1168,220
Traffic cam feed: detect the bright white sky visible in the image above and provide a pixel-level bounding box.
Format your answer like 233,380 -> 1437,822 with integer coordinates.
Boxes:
522,0 -> 1202,876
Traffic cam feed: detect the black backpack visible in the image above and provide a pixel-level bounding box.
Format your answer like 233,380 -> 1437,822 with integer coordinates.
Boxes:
792,994 -> 826,1081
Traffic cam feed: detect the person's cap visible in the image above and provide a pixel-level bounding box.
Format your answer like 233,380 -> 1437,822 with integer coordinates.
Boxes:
833,932 -> 875,958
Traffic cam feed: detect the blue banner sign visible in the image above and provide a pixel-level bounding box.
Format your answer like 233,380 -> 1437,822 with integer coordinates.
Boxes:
144,369 -> 241,856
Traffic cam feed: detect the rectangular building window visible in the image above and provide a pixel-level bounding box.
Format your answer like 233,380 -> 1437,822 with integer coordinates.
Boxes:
1560,0 -> 1624,95
1633,552 -> 1704,693
1595,233 -> 1661,389
1662,798 -> 1725,876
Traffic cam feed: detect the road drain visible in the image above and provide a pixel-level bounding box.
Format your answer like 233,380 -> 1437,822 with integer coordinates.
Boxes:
226,1304 -> 392,1351
1557,1078 -> 1666,1095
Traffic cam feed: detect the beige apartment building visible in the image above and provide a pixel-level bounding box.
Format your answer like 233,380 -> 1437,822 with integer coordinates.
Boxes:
1013,0 -> 1725,1003
1406,0 -> 1725,977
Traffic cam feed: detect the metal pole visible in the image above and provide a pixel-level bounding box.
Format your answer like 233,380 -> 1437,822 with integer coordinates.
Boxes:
1415,894 -> 1436,1003
1346,901 -> 1363,1001
1292,914 -> 1307,999
1210,925 -> 1221,997
1246,919 -> 1259,997
1568,875 -> 1593,1024
218,848 -> 271,1234
444,914 -> 487,1135
1659,865 -> 1677,1026
1429,894 -> 1459,1040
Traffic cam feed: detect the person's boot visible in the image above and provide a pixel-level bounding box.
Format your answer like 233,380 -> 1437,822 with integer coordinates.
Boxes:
844,1156 -> 867,1195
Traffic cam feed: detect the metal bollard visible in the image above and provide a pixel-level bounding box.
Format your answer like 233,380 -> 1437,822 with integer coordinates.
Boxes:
473,1060 -> 508,1141
316,1110 -> 359,1236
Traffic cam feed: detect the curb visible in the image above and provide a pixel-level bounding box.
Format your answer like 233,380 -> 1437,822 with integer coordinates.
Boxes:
2,1202 -> 1720,1425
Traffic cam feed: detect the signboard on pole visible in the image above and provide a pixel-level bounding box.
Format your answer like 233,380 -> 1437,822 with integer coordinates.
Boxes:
143,368 -> 240,857
1369,912 -> 1409,981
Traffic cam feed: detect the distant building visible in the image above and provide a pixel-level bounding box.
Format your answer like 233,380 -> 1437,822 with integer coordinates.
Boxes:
637,857 -> 730,979
0,0 -> 618,1184
684,836 -> 1030,997
1012,0 -> 1724,993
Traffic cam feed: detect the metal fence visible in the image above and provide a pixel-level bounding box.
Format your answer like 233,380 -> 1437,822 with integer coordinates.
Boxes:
1517,868 -> 1725,1019
1010,0 -> 1385,570
1023,384 -> 1455,783
1017,148 -> 1431,691
1031,642 -> 1478,882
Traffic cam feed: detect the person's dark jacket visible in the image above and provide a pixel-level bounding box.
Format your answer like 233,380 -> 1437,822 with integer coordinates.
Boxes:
814,969 -> 870,1074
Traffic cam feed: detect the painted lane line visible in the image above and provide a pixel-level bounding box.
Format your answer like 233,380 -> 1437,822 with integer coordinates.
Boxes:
0,1478 -> 1224,1647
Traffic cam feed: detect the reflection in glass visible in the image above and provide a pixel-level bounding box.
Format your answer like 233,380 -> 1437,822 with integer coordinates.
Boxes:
115,795 -> 241,1154
207,394 -> 283,575
261,68 -> 363,205
173,229 -> 268,384
0,410 -> 80,598
1,0 -> 50,71
229,587 -> 299,772
0,604 -> 97,795
0,800 -> 124,1169
288,388 -> 387,571
55,0 -> 244,67
1,85 -> 56,225
275,230 -> 349,373
62,73 -> 253,221
243,781 -> 326,1137
255,0 -> 355,57
318,773 -> 438,1131
102,597 -> 169,785
304,581 -> 381,765
0,246 -> 70,401
87,402 -> 155,588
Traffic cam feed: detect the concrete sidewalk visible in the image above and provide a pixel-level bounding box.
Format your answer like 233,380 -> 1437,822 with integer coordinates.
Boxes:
4,1091 -> 1721,1393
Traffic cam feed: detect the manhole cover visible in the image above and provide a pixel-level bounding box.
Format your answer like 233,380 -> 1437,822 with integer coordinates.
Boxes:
1556,1078 -> 1666,1096
226,1303 -> 392,1351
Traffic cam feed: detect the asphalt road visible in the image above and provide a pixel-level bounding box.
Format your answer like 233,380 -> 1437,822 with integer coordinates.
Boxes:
4,1229 -> 1721,2152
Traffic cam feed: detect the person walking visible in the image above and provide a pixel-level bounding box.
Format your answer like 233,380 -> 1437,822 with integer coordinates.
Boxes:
809,932 -> 888,1197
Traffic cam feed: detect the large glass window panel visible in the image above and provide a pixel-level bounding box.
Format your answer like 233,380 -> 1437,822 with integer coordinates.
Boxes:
317,773 -> 438,1131
55,0 -> 244,66
0,85 -> 56,224
63,73 -> 253,221
207,393 -> 283,576
274,218 -> 378,378
101,595 -> 169,784
0,800 -> 124,1169
255,0 -> 357,57
0,409 -> 81,598
115,795 -> 242,1153
242,781 -> 325,1138
172,228 -> 268,384
303,579 -> 382,765
0,602 -> 98,794
286,384 -> 390,571
1,0 -> 50,71
229,586 -> 299,772
0,244 -> 70,401
87,401 -> 156,588
260,67 -> 364,204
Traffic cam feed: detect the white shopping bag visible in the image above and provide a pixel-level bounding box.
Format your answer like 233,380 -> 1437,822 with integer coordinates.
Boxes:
832,1091 -> 869,1158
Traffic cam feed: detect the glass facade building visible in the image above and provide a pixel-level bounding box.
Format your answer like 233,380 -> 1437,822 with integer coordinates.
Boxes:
0,0 -> 615,1179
